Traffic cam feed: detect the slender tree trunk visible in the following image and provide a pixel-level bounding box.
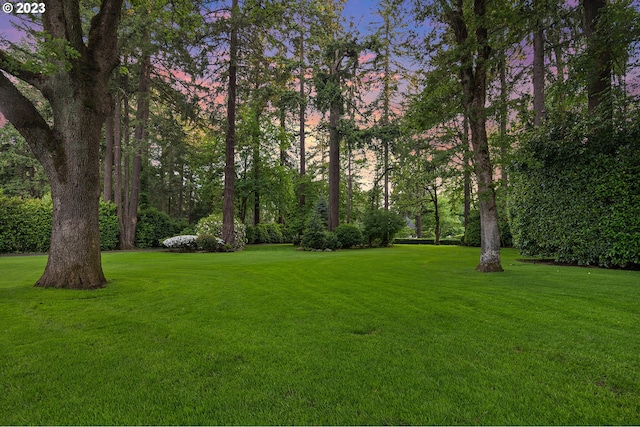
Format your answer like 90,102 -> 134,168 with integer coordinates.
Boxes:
533,13 -> 545,126
122,71 -> 131,228
583,0 -> 611,121
103,112 -> 114,202
416,211 -> 422,238
121,51 -> 151,249
499,50 -> 509,194
433,187 -> 440,245
347,141 -> 352,224
222,0 -> 239,247
328,50 -> 342,232
278,109 -> 286,224
298,3 -> 306,210
382,16 -> 391,212
463,115 -> 471,236
328,95 -> 340,231
253,143 -> 260,226
113,90 -> 124,244
449,0 -> 503,272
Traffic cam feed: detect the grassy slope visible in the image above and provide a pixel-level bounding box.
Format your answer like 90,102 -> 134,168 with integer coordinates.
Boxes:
0,245 -> 639,425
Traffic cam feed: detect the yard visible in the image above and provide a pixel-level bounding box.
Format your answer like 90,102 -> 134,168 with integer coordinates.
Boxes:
1,245 -> 638,425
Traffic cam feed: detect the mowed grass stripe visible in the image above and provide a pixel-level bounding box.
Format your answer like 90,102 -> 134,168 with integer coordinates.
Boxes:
1,245 -> 638,425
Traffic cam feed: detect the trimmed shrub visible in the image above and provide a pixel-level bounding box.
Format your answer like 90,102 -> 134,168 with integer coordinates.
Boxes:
0,193 -> 119,253
135,207 -> 177,248
195,234 -> 226,252
195,214 -> 246,251
363,209 -> 405,247
509,118 -> 640,267
334,224 -> 363,248
99,202 -> 119,251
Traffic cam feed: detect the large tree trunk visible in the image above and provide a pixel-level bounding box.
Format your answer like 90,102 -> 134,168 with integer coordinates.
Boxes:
38,100 -> 107,288
0,0 -> 122,289
222,0 -> 239,247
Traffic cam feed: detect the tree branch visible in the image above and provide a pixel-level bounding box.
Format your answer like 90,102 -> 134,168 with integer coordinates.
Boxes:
0,50 -> 46,90
0,71 -> 61,173
87,0 -> 124,78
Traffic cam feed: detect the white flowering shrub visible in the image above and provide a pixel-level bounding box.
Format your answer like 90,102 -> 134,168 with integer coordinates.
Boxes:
162,235 -> 198,251
195,214 -> 246,251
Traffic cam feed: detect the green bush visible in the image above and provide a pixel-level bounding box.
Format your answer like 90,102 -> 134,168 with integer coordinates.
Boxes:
99,202 -> 119,251
195,234 -> 225,252
334,224 -> 363,248
135,207 -> 177,248
362,209 -> 405,247
509,118 -> 640,268
301,212 -> 327,250
195,214 -> 246,251
323,231 -> 341,250
0,193 -> 119,253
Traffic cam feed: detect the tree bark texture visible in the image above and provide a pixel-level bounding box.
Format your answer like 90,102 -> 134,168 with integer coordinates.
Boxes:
104,112 -> 114,202
121,51 -> 151,249
298,3 -> 307,210
0,0 -> 123,289
533,25 -> 545,126
448,0 -> 503,272
583,0 -> 611,118
222,0 -> 239,247
328,51 -> 342,232
328,93 -> 341,232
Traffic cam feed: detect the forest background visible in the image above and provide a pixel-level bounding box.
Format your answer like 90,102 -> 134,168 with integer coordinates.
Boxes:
1,0 -> 639,289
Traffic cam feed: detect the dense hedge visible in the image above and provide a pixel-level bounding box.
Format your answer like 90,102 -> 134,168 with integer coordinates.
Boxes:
0,193 -> 119,253
135,207 -> 184,248
246,223 -> 293,244
362,209 -> 405,247
509,120 -> 640,268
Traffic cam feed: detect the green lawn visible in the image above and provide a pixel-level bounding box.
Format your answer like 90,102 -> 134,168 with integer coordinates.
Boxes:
1,245 -> 639,425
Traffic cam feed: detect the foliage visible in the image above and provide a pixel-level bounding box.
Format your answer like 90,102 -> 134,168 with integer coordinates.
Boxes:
463,210 -> 512,248
301,211 -> 329,250
0,192 -> 51,253
135,207 -> 180,249
509,119 -> 640,267
334,224 -> 363,248
0,194 -> 119,253
362,208 -> 406,247
162,235 -> 198,251
195,214 -> 246,251
0,124 -> 49,198
98,202 -> 120,251
246,223 -> 290,244
195,234 -> 226,252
